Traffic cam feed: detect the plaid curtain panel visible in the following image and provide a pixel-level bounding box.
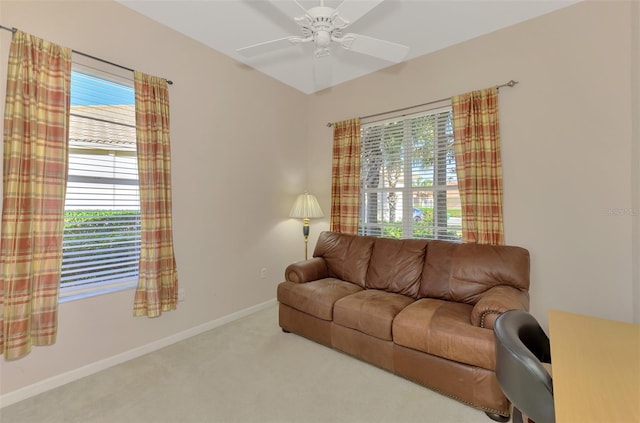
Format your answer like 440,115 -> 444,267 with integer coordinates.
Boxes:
132,71 -> 179,317
452,87 -> 505,245
1,31 -> 71,359
330,118 -> 361,234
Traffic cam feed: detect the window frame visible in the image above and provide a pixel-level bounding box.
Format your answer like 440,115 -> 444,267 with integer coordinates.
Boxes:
358,104 -> 462,241
59,57 -> 140,302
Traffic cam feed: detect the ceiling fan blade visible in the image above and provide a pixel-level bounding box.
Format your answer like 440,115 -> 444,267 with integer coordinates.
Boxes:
268,0 -> 307,18
313,55 -> 332,89
341,33 -> 409,63
335,0 -> 384,24
237,37 -> 297,57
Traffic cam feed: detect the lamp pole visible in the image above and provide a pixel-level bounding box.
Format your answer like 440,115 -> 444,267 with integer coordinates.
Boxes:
302,217 -> 310,260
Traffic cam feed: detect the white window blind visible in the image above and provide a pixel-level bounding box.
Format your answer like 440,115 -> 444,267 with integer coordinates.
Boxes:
61,61 -> 140,289
359,106 -> 461,241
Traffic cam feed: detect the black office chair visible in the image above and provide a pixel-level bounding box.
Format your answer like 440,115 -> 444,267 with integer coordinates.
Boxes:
494,310 -> 555,423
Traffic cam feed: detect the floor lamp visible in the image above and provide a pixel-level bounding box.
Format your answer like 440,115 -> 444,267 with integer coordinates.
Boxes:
289,192 -> 324,260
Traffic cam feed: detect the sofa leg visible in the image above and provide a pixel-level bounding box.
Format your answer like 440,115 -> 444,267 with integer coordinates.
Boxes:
281,328 -> 290,333
485,411 -> 509,422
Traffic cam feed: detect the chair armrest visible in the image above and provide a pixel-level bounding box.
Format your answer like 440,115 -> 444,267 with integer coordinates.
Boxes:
471,285 -> 529,329
285,258 -> 329,283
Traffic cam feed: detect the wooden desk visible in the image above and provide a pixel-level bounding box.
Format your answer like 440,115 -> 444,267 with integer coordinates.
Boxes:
548,310 -> 640,423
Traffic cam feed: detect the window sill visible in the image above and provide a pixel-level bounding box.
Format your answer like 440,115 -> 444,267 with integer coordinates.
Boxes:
59,280 -> 138,303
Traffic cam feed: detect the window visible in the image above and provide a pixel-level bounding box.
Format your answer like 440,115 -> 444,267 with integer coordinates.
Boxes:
359,105 -> 461,241
60,60 -> 140,297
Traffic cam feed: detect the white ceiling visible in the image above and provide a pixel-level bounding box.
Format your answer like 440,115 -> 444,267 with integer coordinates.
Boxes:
117,0 -> 580,94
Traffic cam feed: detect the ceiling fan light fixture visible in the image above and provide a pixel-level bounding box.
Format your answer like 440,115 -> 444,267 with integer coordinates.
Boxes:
315,30 -> 331,48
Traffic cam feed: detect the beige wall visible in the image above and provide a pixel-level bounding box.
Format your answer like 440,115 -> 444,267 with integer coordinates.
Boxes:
0,0 -> 638,402
306,0 -> 638,329
632,0 -> 640,324
0,1 -> 309,397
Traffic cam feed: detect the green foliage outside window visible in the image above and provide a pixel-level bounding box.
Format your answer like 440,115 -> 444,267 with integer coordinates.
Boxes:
62,210 -> 140,285
379,206 -> 462,241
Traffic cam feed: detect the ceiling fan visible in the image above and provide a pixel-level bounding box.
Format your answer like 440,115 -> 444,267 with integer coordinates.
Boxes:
237,0 -> 410,86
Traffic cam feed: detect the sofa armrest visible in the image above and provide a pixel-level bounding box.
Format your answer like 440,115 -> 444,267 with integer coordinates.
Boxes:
471,285 -> 529,330
285,258 -> 329,284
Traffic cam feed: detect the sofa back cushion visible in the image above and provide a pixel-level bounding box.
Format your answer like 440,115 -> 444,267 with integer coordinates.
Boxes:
313,231 -> 375,288
419,240 -> 530,303
365,237 -> 428,298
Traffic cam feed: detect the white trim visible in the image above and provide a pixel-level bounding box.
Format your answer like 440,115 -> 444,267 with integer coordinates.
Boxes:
0,298 -> 278,409
59,280 -> 137,303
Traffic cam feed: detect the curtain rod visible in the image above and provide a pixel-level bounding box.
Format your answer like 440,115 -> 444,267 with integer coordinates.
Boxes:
326,79 -> 518,127
0,24 -> 173,85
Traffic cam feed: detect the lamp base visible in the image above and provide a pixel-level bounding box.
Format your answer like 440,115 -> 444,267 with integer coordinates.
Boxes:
303,218 -> 310,260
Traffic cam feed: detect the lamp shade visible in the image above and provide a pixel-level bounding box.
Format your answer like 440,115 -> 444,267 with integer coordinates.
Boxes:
289,192 -> 324,219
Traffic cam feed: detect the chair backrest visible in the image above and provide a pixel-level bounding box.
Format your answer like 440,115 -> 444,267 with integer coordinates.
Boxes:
494,310 -> 555,423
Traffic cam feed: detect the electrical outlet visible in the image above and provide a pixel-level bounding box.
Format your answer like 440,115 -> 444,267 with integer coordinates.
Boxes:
260,268 -> 268,279
178,288 -> 186,301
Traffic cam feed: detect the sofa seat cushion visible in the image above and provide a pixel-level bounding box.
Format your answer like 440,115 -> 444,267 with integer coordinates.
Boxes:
277,278 -> 363,321
392,298 -> 496,370
333,290 -> 415,341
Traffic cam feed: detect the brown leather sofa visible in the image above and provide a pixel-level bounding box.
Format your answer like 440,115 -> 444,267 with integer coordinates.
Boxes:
277,231 -> 530,421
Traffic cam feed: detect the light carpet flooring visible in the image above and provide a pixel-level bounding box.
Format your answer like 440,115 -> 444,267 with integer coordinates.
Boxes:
1,304 -> 497,423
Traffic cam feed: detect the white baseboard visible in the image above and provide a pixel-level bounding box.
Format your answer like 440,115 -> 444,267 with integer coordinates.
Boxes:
0,298 -> 277,408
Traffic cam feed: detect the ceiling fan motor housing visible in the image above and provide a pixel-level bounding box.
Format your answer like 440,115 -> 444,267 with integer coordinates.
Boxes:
296,6 -> 349,56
